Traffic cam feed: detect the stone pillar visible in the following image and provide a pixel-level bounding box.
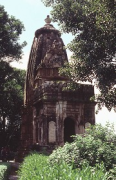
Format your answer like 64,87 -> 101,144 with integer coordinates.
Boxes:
32,118 -> 36,144
43,116 -> 47,145
56,101 -> 67,145
48,121 -> 56,143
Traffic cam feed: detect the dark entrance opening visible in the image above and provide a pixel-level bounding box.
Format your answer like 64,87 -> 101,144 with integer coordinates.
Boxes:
64,117 -> 75,143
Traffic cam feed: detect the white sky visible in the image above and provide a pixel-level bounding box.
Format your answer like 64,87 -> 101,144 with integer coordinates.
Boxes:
1,0 -> 116,131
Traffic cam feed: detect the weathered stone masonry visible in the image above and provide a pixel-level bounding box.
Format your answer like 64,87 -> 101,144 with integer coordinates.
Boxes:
20,16 -> 95,156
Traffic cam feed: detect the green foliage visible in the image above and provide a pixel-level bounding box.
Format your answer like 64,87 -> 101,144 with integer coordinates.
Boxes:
42,0 -> 116,110
18,153 -> 109,180
49,124 -> 116,173
18,125 -> 116,179
0,5 -> 26,149
0,61 -> 26,150
18,153 -> 48,180
0,5 -> 26,61
0,162 -> 11,180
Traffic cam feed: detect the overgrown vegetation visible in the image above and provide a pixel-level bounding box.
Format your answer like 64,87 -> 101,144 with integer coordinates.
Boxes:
49,124 -> 116,171
18,153 -> 109,180
18,124 -> 116,179
0,162 -> 11,180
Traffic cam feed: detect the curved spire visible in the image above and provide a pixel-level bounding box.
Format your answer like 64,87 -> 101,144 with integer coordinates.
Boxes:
24,17 -> 68,105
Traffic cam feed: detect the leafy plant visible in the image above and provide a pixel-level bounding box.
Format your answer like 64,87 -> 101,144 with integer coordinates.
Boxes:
18,153 -> 109,180
0,162 -> 11,180
49,124 -> 116,171
18,125 -> 116,179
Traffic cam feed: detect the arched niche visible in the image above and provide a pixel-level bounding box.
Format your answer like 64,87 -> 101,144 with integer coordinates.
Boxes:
85,122 -> 91,129
85,122 -> 91,133
48,121 -> 56,143
64,117 -> 75,143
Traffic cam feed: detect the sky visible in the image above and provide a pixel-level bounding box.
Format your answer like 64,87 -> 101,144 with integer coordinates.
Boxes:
1,0 -> 116,131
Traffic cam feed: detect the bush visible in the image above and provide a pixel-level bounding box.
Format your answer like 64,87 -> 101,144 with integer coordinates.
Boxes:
49,124 -> 116,171
0,162 -> 11,180
18,153 -> 48,180
18,153 -> 109,180
18,124 -> 116,179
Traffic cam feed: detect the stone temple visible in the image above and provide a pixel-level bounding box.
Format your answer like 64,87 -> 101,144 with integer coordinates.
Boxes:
19,16 -> 95,157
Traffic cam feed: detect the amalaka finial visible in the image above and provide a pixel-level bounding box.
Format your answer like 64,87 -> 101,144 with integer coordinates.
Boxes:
45,15 -> 51,24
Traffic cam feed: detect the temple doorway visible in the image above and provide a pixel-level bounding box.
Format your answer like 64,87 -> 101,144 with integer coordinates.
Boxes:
64,117 -> 75,143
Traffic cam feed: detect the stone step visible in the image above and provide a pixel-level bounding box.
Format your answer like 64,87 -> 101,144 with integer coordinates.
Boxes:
9,175 -> 18,180
8,162 -> 20,180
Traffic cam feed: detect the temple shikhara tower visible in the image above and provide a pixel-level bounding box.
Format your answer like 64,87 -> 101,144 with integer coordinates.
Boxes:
20,16 -> 95,156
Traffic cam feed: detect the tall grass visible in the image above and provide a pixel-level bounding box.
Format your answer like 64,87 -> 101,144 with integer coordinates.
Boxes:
18,153 -> 109,180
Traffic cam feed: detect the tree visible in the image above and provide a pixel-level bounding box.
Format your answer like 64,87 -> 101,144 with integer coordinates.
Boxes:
0,5 -> 26,62
0,63 -> 26,150
0,5 -> 26,150
42,0 -> 116,110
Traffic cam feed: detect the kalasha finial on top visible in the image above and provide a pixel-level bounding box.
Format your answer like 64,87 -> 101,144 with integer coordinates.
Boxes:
45,15 -> 51,24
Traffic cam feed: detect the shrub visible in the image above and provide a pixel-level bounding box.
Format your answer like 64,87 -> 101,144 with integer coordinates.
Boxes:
18,153 -> 109,180
0,162 -> 11,180
49,124 -> 116,171
18,153 -> 48,180
18,124 -> 116,179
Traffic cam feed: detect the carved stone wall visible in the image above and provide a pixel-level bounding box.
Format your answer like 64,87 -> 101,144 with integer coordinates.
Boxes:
20,18 -> 95,158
